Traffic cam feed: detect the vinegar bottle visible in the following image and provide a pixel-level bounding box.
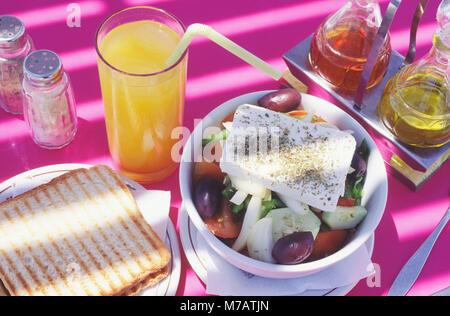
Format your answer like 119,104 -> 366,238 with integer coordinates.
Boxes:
309,0 -> 391,91
378,0 -> 449,148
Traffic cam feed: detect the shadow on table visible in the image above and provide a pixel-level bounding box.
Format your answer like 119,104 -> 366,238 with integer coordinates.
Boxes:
349,172 -> 450,296
0,117 -> 110,181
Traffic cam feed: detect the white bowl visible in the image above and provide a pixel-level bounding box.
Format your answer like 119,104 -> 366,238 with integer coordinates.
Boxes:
180,91 -> 388,279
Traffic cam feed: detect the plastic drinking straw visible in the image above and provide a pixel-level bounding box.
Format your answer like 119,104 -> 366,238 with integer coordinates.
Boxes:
166,23 -> 283,81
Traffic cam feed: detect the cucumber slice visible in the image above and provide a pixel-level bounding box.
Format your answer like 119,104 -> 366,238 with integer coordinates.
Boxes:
228,175 -> 269,198
266,208 -> 321,243
232,196 -> 263,252
322,206 -> 368,230
277,193 -> 309,215
247,218 -> 275,263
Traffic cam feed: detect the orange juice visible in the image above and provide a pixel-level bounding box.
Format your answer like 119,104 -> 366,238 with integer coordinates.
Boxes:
97,18 -> 187,183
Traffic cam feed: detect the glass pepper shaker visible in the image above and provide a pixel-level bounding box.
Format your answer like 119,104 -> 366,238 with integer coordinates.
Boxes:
0,15 -> 34,114
22,50 -> 78,149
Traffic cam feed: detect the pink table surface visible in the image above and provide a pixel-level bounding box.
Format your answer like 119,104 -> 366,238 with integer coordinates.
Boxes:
1,0 -> 449,296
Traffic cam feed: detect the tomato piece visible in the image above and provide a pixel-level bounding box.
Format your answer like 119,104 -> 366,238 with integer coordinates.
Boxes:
313,116 -> 327,123
204,200 -> 242,239
288,110 -> 327,123
337,197 -> 356,207
309,230 -> 349,260
221,111 -> 236,125
193,161 -> 225,185
287,110 -> 309,118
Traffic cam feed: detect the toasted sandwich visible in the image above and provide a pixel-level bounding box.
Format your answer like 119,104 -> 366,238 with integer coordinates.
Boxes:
0,165 -> 170,296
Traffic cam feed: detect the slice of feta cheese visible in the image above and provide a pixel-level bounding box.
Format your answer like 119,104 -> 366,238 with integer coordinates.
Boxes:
220,104 -> 357,212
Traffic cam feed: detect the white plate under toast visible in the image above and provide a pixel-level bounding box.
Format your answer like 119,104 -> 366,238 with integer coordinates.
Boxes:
0,164 -> 181,296
179,203 -> 374,296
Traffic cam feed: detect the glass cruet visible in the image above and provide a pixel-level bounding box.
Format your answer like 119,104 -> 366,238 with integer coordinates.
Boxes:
309,0 -> 392,91
378,0 -> 449,148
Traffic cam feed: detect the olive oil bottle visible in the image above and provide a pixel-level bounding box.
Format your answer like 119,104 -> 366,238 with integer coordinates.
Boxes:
378,0 -> 449,148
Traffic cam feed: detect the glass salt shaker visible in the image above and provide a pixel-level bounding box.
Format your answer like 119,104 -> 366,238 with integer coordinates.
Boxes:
0,15 -> 34,114
22,50 -> 78,149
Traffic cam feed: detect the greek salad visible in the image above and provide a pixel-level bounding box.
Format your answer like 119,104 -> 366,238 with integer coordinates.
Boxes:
193,89 -> 370,265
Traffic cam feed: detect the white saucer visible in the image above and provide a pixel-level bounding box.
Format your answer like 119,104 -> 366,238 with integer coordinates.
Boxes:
179,203 -> 374,296
0,164 -> 181,296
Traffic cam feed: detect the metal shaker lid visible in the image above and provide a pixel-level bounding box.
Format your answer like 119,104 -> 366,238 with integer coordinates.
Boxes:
24,50 -> 62,82
0,15 -> 25,45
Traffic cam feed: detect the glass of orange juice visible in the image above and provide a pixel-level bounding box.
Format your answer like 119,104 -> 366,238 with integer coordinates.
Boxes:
95,7 -> 187,184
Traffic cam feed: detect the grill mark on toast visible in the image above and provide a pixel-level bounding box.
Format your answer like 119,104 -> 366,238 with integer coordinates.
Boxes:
0,232 -> 30,296
93,168 -> 166,267
29,195 -> 84,295
82,170 -> 157,271
104,168 -> 167,260
0,203 -> 30,296
34,193 -> 92,296
67,175 -> 131,292
73,172 -> 141,282
103,167 -> 170,267
0,250 -> 26,296
85,167 -> 170,292
105,170 -> 160,250
41,167 -> 158,295
10,205 -> 55,295
81,171 -> 151,270
46,184 -> 111,296
41,190 -> 101,296
71,168 -> 167,295
21,199 -> 74,294
12,202 -> 66,296
0,265 -> 13,295
0,210 -> 42,295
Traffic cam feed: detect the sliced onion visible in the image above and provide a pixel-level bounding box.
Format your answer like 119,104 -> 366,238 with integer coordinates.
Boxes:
277,193 -> 309,215
232,196 -> 262,252
228,175 -> 269,198
229,190 -> 248,205
247,218 -> 275,263
222,121 -> 233,132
